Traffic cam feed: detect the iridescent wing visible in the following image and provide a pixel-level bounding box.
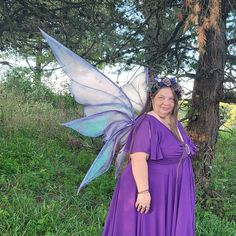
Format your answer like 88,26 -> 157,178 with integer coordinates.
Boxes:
40,29 -> 147,192
40,29 -> 135,119
121,69 -> 148,113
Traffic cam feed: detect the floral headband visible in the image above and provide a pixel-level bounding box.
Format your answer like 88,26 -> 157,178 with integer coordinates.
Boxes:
148,76 -> 183,99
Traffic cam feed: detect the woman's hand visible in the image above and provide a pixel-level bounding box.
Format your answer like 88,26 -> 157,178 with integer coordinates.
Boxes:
135,191 -> 151,214
130,153 -> 150,214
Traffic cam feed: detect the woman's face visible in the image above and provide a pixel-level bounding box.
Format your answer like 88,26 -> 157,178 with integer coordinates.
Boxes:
151,87 -> 175,118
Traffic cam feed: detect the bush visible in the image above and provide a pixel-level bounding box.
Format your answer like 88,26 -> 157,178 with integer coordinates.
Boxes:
205,131 -> 236,222
2,66 -> 78,109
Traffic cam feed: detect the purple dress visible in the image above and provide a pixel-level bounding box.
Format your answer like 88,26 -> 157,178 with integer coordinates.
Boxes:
102,113 -> 197,236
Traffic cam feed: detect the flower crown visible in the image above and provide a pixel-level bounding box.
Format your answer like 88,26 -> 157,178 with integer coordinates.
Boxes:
148,76 -> 183,99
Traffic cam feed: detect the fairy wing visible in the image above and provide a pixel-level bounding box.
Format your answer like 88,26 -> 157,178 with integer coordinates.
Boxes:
77,125 -> 132,193
40,29 -> 135,119
40,29 -> 147,191
121,69 -> 148,112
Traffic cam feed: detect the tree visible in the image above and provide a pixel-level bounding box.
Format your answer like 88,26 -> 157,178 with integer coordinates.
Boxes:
183,1 -> 236,193
0,0 -> 129,81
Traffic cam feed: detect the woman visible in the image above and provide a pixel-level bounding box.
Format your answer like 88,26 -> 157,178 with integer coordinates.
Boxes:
102,77 -> 197,236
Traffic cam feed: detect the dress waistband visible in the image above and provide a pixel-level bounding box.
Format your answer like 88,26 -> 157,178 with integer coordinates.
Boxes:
148,156 -> 190,165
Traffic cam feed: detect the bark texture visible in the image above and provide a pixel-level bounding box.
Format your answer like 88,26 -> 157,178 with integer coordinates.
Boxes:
187,1 -> 228,190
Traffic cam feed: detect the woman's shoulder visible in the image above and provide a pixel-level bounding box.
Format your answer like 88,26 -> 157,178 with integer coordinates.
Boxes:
134,113 -> 159,126
133,113 -> 150,128
133,113 -> 166,137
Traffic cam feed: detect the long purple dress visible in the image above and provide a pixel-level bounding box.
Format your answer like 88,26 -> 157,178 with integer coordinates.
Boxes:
102,113 -> 197,236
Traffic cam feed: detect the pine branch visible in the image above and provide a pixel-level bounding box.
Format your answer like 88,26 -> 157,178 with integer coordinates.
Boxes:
227,38 -> 236,45
0,61 -> 12,67
221,91 -> 236,103
227,54 -> 236,64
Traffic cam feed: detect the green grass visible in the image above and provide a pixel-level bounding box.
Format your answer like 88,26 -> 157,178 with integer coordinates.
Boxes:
0,83 -> 236,235
0,131 -> 113,235
196,204 -> 236,236
204,131 -> 236,222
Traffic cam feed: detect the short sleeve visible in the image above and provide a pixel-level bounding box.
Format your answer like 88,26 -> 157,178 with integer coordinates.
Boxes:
124,116 -> 151,154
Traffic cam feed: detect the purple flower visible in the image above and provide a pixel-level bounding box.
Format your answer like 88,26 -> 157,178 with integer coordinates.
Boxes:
163,78 -> 171,86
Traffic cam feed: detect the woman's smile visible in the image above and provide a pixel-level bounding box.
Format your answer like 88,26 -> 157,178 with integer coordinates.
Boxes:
152,87 -> 175,118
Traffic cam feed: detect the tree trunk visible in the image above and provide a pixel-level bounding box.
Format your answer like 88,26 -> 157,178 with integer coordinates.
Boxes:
186,1 -> 228,194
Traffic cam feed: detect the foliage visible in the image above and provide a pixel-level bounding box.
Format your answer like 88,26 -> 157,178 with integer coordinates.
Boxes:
0,1 -> 226,72
220,103 -> 236,128
219,104 -> 231,126
0,0 -> 131,72
196,204 -> 236,236
204,131 -> 236,222
2,66 -> 78,109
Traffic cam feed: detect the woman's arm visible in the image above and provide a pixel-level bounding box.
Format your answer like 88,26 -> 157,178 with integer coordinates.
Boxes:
130,152 -> 151,214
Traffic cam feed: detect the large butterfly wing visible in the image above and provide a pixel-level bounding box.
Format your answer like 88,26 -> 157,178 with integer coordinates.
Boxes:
40,30 -> 140,191
63,110 -> 131,139
121,69 -> 148,113
40,29 -> 135,120
77,126 -> 132,192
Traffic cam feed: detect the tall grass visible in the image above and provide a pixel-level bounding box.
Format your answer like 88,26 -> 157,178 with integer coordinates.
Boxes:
0,81 -> 236,235
205,131 -> 236,222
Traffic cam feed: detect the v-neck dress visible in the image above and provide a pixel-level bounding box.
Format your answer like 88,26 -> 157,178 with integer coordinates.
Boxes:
102,113 -> 197,236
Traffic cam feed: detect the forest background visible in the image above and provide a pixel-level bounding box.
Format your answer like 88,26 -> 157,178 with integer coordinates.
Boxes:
0,0 -> 236,235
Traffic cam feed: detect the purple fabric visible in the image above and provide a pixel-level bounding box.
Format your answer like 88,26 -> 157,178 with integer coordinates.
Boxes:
102,114 -> 196,236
